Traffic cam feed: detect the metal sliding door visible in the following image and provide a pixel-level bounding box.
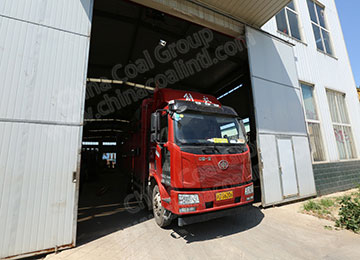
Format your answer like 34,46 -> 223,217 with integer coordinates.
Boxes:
0,1 -> 94,258
246,27 -> 316,206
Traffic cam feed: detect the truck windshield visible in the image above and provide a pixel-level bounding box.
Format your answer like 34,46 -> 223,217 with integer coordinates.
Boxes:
173,112 -> 246,145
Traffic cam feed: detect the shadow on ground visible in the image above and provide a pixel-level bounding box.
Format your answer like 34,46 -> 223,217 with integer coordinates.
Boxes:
76,169 -> 264,245
76,169 -> 152,246
166,205 -> 264,243
78,198 -> 263,246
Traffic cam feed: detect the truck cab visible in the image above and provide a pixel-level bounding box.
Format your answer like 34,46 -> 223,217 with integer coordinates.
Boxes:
146,89 -> 254,227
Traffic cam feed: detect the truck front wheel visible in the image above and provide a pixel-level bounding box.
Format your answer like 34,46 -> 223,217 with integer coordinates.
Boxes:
152,185 -> 172,227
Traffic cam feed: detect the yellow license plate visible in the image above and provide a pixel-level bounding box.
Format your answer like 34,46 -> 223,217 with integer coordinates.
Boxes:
216,191 -> 233,201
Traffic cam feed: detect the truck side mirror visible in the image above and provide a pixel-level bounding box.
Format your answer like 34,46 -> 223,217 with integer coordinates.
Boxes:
151,112 -> 160,142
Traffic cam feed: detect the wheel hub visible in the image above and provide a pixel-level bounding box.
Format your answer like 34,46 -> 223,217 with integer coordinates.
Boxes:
153,191 -> 162,217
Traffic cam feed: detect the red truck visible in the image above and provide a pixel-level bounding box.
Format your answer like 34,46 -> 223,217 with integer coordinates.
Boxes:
122,88 -> 254,227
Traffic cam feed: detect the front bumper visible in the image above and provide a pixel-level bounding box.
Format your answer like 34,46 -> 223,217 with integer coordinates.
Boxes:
167,182 -> 254,215
178,204 -> 250,226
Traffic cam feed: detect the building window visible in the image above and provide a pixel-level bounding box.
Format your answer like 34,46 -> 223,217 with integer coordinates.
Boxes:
326,90 -> 356,160
300,83 -> 326,162
276,1 -> 302,40
306,0 -> 334,55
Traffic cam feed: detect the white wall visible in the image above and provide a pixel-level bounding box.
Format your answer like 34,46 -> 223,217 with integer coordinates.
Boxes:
0,1 -> 93,258
262,0 -> 360,162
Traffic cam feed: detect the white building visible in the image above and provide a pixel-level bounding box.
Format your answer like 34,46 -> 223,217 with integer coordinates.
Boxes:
0,0 -> 359,259
262,0 -> 360,194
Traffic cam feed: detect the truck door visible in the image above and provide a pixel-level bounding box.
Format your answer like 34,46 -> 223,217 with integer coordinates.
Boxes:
155,114 -> 170,185
246,27 -> 316,206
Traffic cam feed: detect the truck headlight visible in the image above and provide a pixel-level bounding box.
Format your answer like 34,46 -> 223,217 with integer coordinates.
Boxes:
245,184 -> 254,195
178,194 -> 199,205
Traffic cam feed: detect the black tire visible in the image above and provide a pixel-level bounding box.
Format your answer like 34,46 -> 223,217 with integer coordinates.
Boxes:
152,185 -> 172,227
144,185 -> 153,211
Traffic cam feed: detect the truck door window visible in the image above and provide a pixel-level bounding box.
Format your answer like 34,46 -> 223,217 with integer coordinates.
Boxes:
159,114 -> 168,143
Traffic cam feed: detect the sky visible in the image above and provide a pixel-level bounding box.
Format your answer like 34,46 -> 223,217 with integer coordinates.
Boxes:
335,0 -> 360,87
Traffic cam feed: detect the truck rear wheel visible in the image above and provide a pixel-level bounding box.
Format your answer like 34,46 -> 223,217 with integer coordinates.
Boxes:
152,185 -> 172,227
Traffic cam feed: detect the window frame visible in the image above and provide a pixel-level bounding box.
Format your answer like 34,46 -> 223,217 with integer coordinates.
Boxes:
307,0 -> 335,56
326,89 -> 357,160
299,82 -> 328,162
276,0 -> 303,42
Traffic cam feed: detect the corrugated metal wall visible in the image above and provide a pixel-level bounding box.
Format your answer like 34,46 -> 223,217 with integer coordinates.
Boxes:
262,0 -> 360,162
0,0 -> 93,259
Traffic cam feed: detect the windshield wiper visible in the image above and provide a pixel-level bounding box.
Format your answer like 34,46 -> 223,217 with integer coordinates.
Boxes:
212,144 -> 221,153
180,142 -> 204,146
202,147 -> 218,154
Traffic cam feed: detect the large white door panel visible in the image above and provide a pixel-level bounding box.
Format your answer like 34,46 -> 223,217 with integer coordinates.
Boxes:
0,16 -> 90,125
0,0 -> 93,36
0,122 -> 80,258
247,26 -> 317,206
247,27 -> 298,88
0,2 -> 92,259
252,77 -> 307,135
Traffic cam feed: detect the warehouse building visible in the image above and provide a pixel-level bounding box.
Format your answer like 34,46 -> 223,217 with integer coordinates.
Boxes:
0,0 -> 359,259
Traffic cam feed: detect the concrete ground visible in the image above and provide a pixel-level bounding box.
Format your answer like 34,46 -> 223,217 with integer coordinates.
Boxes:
45,199 -> 360,260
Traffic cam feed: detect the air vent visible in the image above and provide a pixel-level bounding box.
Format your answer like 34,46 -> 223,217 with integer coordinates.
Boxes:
205,201 -> 214,209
